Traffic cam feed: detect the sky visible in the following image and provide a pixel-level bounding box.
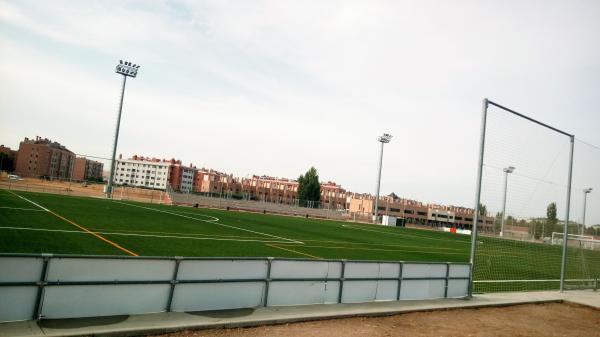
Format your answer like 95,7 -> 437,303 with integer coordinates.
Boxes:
1,0 -> 599,223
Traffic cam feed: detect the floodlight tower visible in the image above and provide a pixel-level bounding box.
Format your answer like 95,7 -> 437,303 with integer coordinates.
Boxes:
581,188 -> 593,235
106,60 -> 141,198
500,166 -> 515,237
373,133 -> 393,224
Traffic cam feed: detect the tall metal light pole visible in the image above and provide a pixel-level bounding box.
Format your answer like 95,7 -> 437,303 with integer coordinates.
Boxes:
581,188 -> 593,235
373,133 -> 392,224
500,166 -> 515,237
106,60 -> 140,198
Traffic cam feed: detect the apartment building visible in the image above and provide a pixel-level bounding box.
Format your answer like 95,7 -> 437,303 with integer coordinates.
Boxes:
14,137 -> 75,179
239,175 -> 298,203
321,181 -> 347,210
72,157 -> 104,181
167,159 -> 196,192
113,155 -> 170,190
193,168 -> 239,195
348,193 -> 494,230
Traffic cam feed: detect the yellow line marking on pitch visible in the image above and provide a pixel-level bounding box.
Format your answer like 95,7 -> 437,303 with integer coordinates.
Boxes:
266,244 -> 321,259
8,191 -> 138,256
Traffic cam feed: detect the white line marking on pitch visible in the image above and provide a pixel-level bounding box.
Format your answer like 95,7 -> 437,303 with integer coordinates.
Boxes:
7,193 -> 50,212
86,227 -> 276,240
169,209 -> 219,222
341,224 -> 470,243
0,226 -> 293,244
114,201 -> 304,244
0,206 -> 46,212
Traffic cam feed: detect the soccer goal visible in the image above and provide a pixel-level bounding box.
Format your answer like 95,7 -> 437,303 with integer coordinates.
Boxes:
551,232 -> 600,251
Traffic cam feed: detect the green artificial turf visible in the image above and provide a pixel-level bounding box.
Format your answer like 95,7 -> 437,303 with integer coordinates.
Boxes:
1,189 -> 598,292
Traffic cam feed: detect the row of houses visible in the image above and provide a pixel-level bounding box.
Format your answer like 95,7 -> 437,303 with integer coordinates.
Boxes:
113,154 -> 492,228
1,137 -> 103,182
1,136 -> 490,229
113,154 -> 348,210
348,193 -> 495,230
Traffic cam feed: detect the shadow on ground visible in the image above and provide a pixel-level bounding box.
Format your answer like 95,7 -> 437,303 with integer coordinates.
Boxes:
39,315 -> 129,329
188,308 -> 255,318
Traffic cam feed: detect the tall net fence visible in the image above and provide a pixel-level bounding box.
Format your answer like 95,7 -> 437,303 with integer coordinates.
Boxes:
472,101 -> 600,293
563,139 -> 600,290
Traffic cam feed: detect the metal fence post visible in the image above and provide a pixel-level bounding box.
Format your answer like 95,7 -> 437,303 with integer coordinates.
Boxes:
444,263 -> 450,298
469,98 -> 488,298
33,254 -> 52,320
166,257 -> 182,312
338,260 -> 346,303
263,257 -> 273,307
560,136 -> 575,292
396,262 -> 404,300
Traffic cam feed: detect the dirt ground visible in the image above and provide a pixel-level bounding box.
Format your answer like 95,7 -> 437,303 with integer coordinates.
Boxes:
152,303 -> 600,337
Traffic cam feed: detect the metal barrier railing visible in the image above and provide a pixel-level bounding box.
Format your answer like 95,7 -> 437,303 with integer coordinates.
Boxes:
0,253 -> 471,322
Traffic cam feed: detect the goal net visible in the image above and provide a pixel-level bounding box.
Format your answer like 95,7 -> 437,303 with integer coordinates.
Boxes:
551,232 -> 596,250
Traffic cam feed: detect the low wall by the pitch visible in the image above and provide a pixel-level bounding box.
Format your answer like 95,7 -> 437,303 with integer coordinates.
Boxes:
0,254 -> 471,322
169,192 -> 347,220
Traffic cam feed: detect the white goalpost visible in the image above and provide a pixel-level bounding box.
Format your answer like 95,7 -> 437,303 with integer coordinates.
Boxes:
551,232 -> 600,251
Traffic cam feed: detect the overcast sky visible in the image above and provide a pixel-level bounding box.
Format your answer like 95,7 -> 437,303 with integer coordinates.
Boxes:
1,1 -> 599,223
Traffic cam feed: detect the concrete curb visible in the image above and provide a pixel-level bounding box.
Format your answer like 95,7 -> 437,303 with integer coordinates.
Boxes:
4,291 -> 588,337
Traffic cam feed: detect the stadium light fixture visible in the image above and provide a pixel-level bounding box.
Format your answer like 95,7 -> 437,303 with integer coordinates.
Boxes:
106,60 -> 141,198
500,166 -> 516,237
581,188 -> 593,235
373,133 -> 393,224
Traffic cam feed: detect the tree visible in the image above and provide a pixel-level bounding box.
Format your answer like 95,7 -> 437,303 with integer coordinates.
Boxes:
494,212 -> 503,234
545,202 -> 558,238
297,167 -> 321,208
478,203 -> 487,217
528,219 -> 543,239
0,152 -> 14,172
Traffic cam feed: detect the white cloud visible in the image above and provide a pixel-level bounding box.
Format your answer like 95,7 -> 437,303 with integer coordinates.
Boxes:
1,0 -> 600,221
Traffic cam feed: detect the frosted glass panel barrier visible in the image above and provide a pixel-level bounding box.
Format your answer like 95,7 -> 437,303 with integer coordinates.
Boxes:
42,284 -> 170,319
0,257 -> 43,282
0,287 -> 37,322
171,282 -> 265,312
270,260 -> 342,279
0,255 -> 470,322
268,281 -> 340,306
46,258 -> 174,282
177,260 -> 268,280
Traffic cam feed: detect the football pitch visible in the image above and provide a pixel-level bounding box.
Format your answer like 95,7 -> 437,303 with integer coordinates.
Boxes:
1,189 -> 599,292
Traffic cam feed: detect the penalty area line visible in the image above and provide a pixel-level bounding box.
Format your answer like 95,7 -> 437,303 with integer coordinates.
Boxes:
0,206 -> 46,212
115,201 -> 304,244
6,191 -> 138,256
265,244 -> 321,259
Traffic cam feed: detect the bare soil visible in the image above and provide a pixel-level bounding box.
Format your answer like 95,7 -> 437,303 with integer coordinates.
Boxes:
152,303 -> 600,337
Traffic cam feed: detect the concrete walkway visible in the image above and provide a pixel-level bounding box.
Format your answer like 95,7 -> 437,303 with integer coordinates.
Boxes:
1,291 -> 598,337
